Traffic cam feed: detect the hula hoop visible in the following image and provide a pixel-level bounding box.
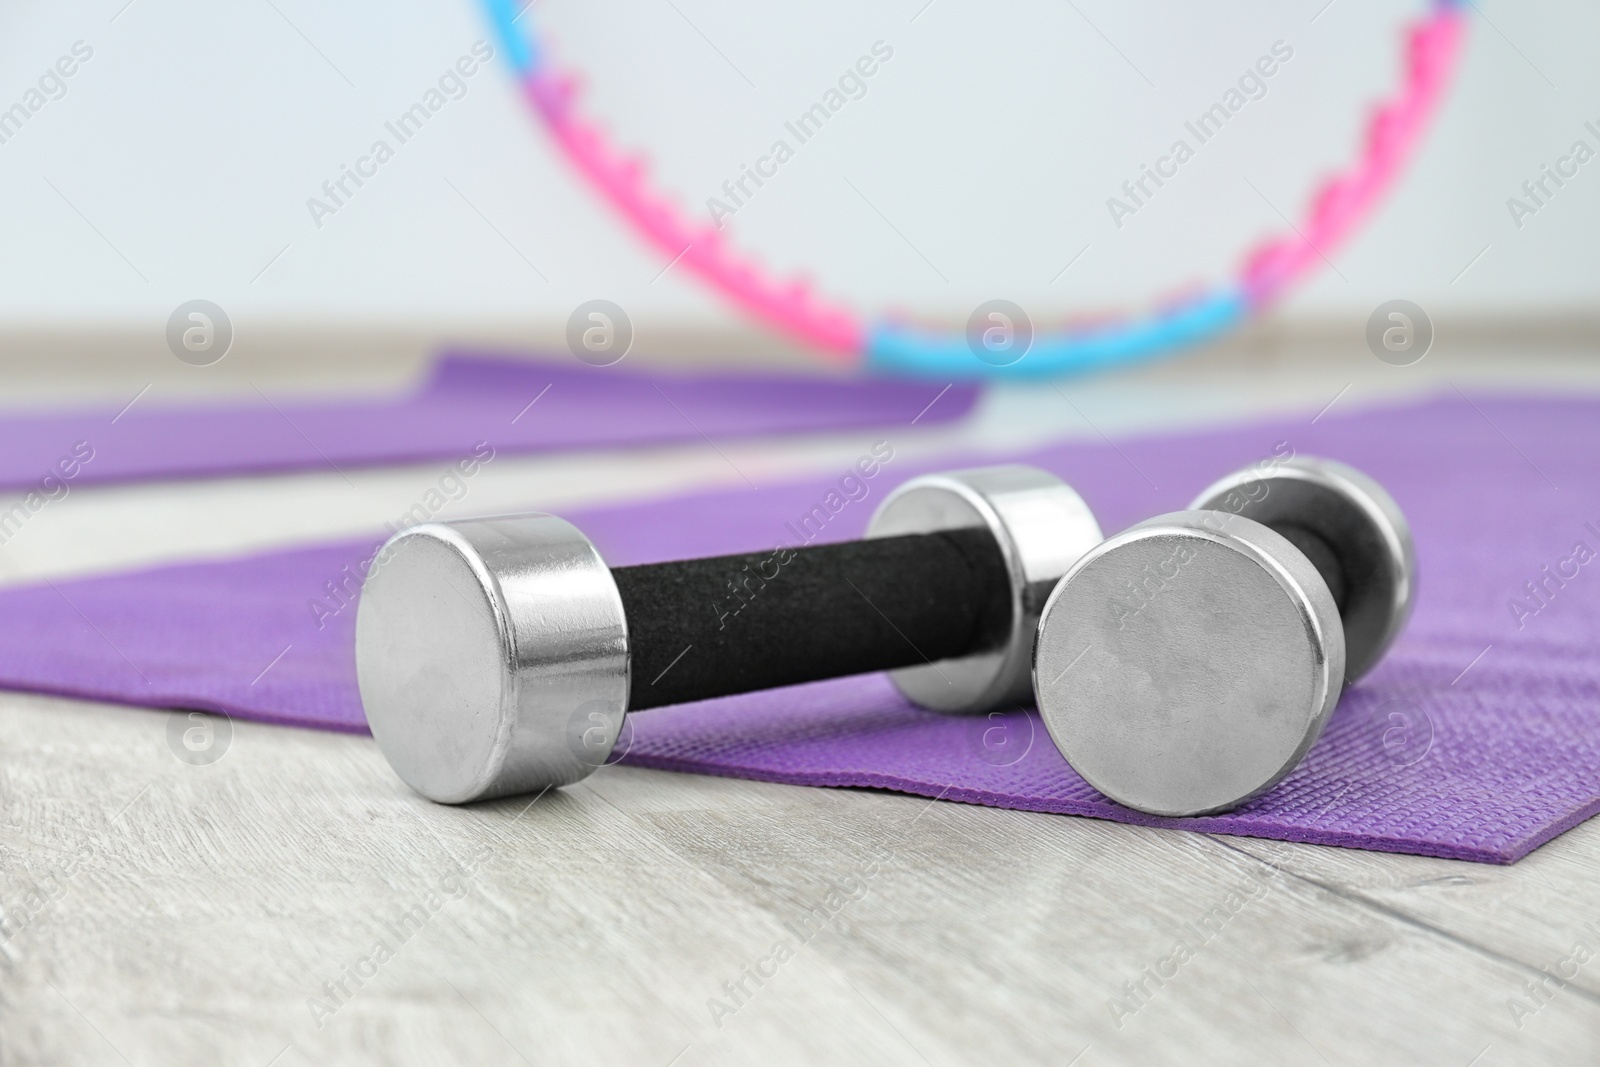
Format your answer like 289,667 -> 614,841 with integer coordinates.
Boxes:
482,1 -> 1466,378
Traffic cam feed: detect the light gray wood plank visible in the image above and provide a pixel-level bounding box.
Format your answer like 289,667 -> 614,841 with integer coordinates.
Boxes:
1225,820 -> 1600,1000
5,693 -> 1599,1066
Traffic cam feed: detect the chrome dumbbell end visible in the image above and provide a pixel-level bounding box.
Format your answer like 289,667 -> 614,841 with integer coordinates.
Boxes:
1033,511 -> 1346,818
1034,455 -> 1415,818
355,515 -> 630,804
867,465 -> 1103,714
1190,455 -> 1415,682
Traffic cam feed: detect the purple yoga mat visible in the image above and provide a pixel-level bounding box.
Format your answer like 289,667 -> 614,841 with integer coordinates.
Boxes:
0,353 -> 974,490
3,392 -> 1598,863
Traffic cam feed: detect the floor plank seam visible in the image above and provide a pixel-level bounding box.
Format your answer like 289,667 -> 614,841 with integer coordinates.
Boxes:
1211,839 -> 1600,1008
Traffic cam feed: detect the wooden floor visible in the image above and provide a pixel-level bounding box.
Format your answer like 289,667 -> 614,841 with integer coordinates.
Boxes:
4,337 -> 1600,1065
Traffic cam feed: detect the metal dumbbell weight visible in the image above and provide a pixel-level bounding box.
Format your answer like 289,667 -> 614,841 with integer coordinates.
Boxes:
355,465 -> 1103,803
1033,455 -> 1415,817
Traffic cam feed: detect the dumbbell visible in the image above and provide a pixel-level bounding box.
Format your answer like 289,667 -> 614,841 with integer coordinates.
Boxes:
1033,455 -> 1415,817
355,465 -> 1103,803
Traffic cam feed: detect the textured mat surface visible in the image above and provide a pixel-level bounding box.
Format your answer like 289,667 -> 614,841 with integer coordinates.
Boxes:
2,392 -> 1596,863
0,353 -> 973,490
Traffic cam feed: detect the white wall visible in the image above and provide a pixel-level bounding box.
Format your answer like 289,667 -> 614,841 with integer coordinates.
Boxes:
0,0 -> 1594,337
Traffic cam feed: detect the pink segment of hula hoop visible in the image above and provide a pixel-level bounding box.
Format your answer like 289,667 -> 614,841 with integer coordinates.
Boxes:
525,74 -> 866,360
1240,10 -> 1464,306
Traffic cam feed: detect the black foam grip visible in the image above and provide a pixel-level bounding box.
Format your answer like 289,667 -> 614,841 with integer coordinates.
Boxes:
612,529 -> 1012,711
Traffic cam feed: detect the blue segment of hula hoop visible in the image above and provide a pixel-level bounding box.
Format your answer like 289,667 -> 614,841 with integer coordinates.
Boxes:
864,289 -> 1248,380
483,0 -> 538,74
